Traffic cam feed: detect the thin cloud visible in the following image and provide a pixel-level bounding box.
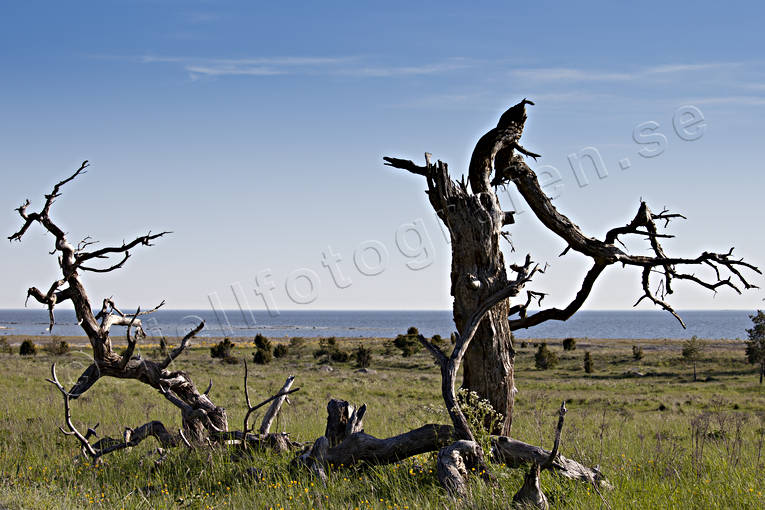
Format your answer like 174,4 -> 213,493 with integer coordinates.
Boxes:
686,96 -> 765,106
131,54 -> 469,78
512,68 -> 633,82
186,65 -> 284,76
512,62 -> 745,83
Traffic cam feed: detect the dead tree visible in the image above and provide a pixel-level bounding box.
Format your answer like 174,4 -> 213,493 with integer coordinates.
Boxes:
9,162 -> 227,443
384,99 -> 760,435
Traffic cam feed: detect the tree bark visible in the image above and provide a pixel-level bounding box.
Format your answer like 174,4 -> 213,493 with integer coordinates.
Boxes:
448,191 -> 516,435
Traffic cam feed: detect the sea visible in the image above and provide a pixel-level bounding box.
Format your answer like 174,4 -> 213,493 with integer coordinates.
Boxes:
0,309 -> 755,340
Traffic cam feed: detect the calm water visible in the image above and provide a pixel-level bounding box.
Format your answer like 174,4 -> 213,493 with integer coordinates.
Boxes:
0,309 -> 755,340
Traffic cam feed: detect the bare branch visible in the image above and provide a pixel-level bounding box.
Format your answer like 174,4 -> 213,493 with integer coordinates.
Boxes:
75,231 -> 171,265
159,320 -> 204,369
8,161 -> 88,242
46,364 -> 98,457
260,375 -> 296,435
119,307 -> 141,370
79,251 -> 130,273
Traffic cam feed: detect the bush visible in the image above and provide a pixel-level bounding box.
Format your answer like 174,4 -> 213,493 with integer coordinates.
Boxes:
330,349 -> 350,363
393,327 -> 421,357
211,338 -> 235,359
632,345 -> 644,361
520,341 -> 528,349
562,338 -> 576,351
354,344 -> 372,369
253,348 -> 273,365
450,332 -> 458,345
273,344 -> 288,358
19,339 -> 37,356
313,337 -> 349,363
254,334 -> 272,352
289,337 -> 306,350
314,337 -> 337,358
223,355 -> 240,364
534,343 -> 558,370
44,338 -> 70,355
584,351 -> 593,373
252,334 -> 274,365
0,338 -> 11,354
431,334 -> 446,348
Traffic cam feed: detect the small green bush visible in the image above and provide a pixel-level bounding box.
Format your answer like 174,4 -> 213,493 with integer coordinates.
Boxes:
534,343 -> 558,370
19,339 -> 37,356
330,349 -> 349,363
273,344 -> 288,358
211,338 -> 235,359
289,337 -> 306,350
393,327 -> 421,357
354,344 -> 372,369
520,341 -> 528,349
430,334 -> 446,348
314,337 -> 337,358
44,338 -> 70,355
584,351 -> 593,373
254,334 -> 272,351
0,338 -> 13,354
562,337 -> 576,351
253,348 -> 273,365
632,345 -> 644,361
313,337 -> 349,363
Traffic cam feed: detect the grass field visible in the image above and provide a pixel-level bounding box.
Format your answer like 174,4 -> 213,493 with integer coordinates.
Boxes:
0,334 -> 763,509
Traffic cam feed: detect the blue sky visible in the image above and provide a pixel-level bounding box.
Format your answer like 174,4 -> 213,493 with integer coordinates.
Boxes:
1,1 -> 763,312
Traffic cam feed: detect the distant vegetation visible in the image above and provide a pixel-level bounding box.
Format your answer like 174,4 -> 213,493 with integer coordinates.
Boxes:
19,339 -> 36,356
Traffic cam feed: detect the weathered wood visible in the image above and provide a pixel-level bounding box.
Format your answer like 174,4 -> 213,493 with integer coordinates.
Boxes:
12,164 -> 227,444
323,424 -> 456,466
437,440 -> 481,499
513,463 -> 548,509
492,436 -> 611,488
259,375 -> 295,435
47,364 -> 181,463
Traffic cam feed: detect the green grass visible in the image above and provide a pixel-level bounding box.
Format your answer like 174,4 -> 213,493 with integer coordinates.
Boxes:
0,335 -> 763,509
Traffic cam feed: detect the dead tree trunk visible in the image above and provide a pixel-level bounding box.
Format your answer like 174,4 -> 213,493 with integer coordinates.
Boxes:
385,99 -> 760,436
9,162 -> 227,443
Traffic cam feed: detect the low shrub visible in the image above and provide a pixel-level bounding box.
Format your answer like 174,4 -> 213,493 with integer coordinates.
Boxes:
632,345 -> 644,361
253,348 -> 273,365
289,337 -> 306,350
562,337 -> 576,351
44,337 -> 70,355
314,337 -> 349,363
211,338 -> 235,359
19,339 -> 37,356
393,327 -> 421,357
273,344 -> 288,358
0,338 -> 13,354
354,344 -> 372,369
584,351 -> 593,373
534,343 -> 558,370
